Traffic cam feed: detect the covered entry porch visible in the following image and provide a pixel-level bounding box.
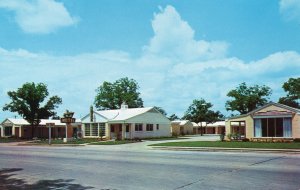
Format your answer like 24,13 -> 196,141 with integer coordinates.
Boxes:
230,121 -> 246,136
107,123 -> 136,140
226,121 -> 246,140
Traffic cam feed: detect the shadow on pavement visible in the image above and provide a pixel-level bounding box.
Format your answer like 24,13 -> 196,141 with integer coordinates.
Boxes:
0,168 -> 94,190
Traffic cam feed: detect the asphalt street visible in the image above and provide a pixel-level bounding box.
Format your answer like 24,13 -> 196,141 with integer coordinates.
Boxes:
0,142 -> 300,190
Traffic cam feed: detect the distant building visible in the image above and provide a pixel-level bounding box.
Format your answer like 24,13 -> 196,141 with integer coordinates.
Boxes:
81,104 -> 171,140
191,122 -> 199,134
171,120 -> 193,135
206,121 -> 225,134
0,118 -> 81,139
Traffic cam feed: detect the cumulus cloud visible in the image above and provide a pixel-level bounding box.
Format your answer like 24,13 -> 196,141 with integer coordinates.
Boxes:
0,0 -> 78,34
279,0 -> 300,22
1,5 -> 299,120
143,5 -> 229,63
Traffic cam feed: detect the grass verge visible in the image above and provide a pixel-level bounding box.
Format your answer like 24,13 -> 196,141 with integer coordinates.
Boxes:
30,138 -> 138,145
149,141 -> 300,149
89,140 -> 137,145
30,138 -> 99,145
0,138 -> 26,143
144,137 -> 190,141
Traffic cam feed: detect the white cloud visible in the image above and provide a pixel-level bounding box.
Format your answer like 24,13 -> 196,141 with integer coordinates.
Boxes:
279,0 -> 300,22
0,0 -> 78,34
143,5 -> 229,63
1,5 -> 300,121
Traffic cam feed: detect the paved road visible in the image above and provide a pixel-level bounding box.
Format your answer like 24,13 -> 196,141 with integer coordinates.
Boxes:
0,142 -> 300,190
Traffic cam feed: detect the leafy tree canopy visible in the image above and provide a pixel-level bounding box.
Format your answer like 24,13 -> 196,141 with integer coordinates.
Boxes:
94,77 -> 143,110
278,97 -> 300,109
182,98 -> 224,123
168,114 -> 179,121
154,106 -> 167,116
282,77 -> 300,98
278,77 -> 300,108
225,82 -> 272,114
3,82 -> 62,127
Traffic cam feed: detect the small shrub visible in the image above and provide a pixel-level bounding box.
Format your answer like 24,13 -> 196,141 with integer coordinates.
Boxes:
226,133 -> 232,141
134,137 -> 142,142
219,133 -> 225,141
242,138 -> 249,142
293,138 -> 300,142
231,133 -> 237,140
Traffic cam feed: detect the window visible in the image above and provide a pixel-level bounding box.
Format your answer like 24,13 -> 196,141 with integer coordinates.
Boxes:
99,123 -> 105,137
4,126 -> 12,136
275,118 -> 283,137
255,117 -> 290,137
84,124 -> 91,136
91,123 -> 98,136
146,124 -> 153,131
261,118 -> 268,137
156,124 -> 159,130
135,123 -> 143,131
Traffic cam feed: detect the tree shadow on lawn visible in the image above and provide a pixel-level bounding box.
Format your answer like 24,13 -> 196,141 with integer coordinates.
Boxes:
0,168 -> 95,190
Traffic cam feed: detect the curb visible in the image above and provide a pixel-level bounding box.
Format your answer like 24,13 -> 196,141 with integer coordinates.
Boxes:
151,146 -> 300,153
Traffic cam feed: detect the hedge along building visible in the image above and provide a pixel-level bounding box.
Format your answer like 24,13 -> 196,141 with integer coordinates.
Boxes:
81,104 -> 171,140
225,102 -> 300,140
0,118 -> 82,139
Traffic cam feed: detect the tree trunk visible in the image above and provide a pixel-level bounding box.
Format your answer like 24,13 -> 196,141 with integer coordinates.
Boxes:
31,124 -> 36,139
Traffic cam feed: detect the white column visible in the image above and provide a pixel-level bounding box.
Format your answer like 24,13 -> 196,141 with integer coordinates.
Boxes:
131,123 -> 134,139
106,123 -> 110,140
122,123 -> 126,140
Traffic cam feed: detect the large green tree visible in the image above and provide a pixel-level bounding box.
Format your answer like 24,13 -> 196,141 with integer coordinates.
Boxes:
182,98 -> 224,123
225,82 -> 272,114
278,77 -> 300,108
3,82 -> 62,137
94,77 -> 143,110
168,114 -> 179,121
154,106 -> 167,116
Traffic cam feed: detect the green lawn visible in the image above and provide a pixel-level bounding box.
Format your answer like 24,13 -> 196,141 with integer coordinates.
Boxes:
31,138 -> 99,145
89,140 -> 138,145
143,136 -> 189,141
150,141 -> 300,149
0,138 -> 25,143
30,138 -> 139,145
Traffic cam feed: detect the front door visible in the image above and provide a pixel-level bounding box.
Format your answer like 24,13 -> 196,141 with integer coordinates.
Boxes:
15,127 -> 20,138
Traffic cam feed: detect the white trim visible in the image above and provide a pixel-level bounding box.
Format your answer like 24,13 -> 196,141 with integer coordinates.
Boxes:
253,115 -> 293,119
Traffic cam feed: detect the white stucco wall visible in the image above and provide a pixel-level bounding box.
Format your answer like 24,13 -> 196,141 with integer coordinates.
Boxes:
126,111 -> 171,138
81,110 -> 171,138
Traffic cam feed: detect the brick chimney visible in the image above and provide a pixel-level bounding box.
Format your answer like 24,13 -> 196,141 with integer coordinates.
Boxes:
90,105 -> 94,122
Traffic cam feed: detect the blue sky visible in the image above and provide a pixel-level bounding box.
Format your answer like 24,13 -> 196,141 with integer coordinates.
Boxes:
0,0 -> 300,120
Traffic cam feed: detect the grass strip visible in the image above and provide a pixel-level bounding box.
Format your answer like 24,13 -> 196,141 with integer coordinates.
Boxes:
89,140 -> 137,145
0,138 -> 25,143
149,141 -> 300,149
30,138 -> 99,145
